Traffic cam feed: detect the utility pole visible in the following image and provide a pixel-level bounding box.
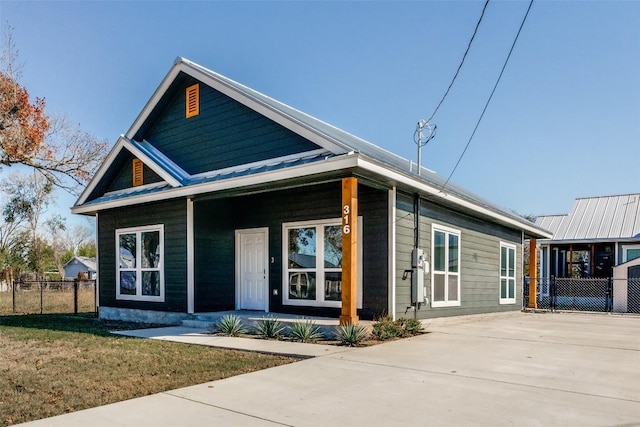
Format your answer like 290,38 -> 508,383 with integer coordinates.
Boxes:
413,119 -> 436,175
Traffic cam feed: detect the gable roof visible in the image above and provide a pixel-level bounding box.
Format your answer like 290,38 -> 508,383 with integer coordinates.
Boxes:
63,256 -> 97,272
73,57 -> 550,239
536,193 -> 640,242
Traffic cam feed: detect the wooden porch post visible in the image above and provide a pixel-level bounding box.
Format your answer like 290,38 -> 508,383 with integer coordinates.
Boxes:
340,177 -> 359,325
528,238 -> 538,309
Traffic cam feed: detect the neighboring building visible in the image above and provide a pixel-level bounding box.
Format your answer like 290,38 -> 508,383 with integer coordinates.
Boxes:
536,193 -> 640,280
72,57 -> 550,325
612,257 -> 640,313
63,256 -> 97,280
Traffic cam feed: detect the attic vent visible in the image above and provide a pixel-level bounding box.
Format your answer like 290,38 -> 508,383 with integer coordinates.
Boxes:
132,158 -> 143,187
186,84 -> 199,118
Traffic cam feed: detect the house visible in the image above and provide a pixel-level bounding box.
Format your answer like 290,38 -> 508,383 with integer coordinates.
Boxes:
535,193 -> 640,280
71,57 -> 550,325
535,193 -> 640,312
612,257 -> 640,313
63,256 -> 97,280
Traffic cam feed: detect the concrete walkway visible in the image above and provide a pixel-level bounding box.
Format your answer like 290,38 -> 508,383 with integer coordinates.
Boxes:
19,312 -> 640,426
112,326 -> 347,358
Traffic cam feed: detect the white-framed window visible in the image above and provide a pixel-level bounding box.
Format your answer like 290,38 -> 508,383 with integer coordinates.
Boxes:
499,242 -> 517,304
282,218 -> 362,308
622,245 -> 640,263
431,224 -> 461,307
116,224 -> 164,302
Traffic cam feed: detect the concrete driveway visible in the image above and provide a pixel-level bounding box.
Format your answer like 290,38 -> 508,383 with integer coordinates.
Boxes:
20,312 -> 640,426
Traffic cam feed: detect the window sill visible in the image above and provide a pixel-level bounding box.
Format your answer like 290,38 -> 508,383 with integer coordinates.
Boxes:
116,295 -> 165,303
431,301 -> 461,308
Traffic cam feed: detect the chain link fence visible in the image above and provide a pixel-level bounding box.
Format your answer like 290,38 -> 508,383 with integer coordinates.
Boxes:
0,280 -> 96,315
524,277 -> 640,314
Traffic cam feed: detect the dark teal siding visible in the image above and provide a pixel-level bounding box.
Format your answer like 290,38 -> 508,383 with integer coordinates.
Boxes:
105,151 -> 163,193
194,199 -> 235,312
98,199 -> 187,312
194,182 -> 388,319
140,75 -> 319,175
395,192 -> 523,319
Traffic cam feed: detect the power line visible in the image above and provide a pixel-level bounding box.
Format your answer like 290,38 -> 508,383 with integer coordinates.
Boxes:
440,0 -> 534,192
427,0 -> 490,123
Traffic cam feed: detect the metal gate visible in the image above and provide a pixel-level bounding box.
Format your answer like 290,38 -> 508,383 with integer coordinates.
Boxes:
524,277 -> 613,313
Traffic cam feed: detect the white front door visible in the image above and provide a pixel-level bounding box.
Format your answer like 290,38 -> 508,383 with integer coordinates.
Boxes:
236,228 -> 268,311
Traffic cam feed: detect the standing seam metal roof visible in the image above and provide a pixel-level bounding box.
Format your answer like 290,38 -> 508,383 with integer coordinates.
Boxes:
536,194 -> 640,241
178,58 -> 540,231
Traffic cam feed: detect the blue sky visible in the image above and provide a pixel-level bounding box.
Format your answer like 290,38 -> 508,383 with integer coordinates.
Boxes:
1,0 -> 639,223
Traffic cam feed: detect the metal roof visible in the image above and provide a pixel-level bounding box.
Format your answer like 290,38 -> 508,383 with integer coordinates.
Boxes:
536,194 -> 640,241
75,57 -> 551,238
177,58 -> 546,235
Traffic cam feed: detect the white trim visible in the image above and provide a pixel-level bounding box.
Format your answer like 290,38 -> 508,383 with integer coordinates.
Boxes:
95,213 -> 100,310
186,199 -> 195,314
76,136 -> 128,206
622,244 -> 640,263
431,223 -> 461,308
282,218 -> 363,308
121,139 -> 184,187
76,149 -> 550,240
115,224 -> 165,302
235,227 -> 270,312
75,135 -> 186,207
388,187 -> 397,320
499,241 -> 517,305
192,149 -> 329,179
72,154 -> 359,215
355,157 -> 552,239
124,60 -> 350,156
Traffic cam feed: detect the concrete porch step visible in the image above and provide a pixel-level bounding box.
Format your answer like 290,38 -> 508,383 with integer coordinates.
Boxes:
179,311 -> 350,338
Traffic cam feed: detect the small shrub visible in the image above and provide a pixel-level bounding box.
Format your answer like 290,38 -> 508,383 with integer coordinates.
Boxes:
213,315 -> 247,337
257,316 -> 286,339
289,318 -> 324,343
371,316 -> 425,340
336,323 -> 370,347
396,318 -> 425,337
371,316 -> 402,341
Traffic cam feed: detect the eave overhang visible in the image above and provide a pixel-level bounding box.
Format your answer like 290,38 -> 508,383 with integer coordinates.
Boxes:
72,152 -> 551,239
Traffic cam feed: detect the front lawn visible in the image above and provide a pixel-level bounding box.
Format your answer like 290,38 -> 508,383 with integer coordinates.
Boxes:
0,314 -> 297,426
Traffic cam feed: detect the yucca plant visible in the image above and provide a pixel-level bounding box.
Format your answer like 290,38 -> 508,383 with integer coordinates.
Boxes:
289,318 -> 324,343
213,314 -> 247,337
335,323 -> 370,347
256,316 -> 286,339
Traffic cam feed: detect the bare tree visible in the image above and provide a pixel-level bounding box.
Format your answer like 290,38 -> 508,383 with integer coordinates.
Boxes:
1,25 -> 109,194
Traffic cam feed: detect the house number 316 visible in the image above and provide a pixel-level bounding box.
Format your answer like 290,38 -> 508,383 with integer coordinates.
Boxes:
343,204 -> 351,235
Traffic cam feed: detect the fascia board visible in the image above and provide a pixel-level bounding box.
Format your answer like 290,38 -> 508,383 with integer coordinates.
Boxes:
71,154 -> 360,215
122,139 -> 183,187
356,157 -> 553,239
75,135 -> 128,206
124,65 -> 182,141
124,60 -> 350,156
538,237 -> 640,245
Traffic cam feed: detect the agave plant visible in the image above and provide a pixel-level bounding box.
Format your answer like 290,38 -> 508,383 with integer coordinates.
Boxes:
256,316 -> 286,339
213,314 -> 247,337
336,323 -> 370,347
289,318 -> 324,343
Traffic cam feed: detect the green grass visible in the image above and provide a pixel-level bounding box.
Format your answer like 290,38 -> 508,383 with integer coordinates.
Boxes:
0,314 -> 297,426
